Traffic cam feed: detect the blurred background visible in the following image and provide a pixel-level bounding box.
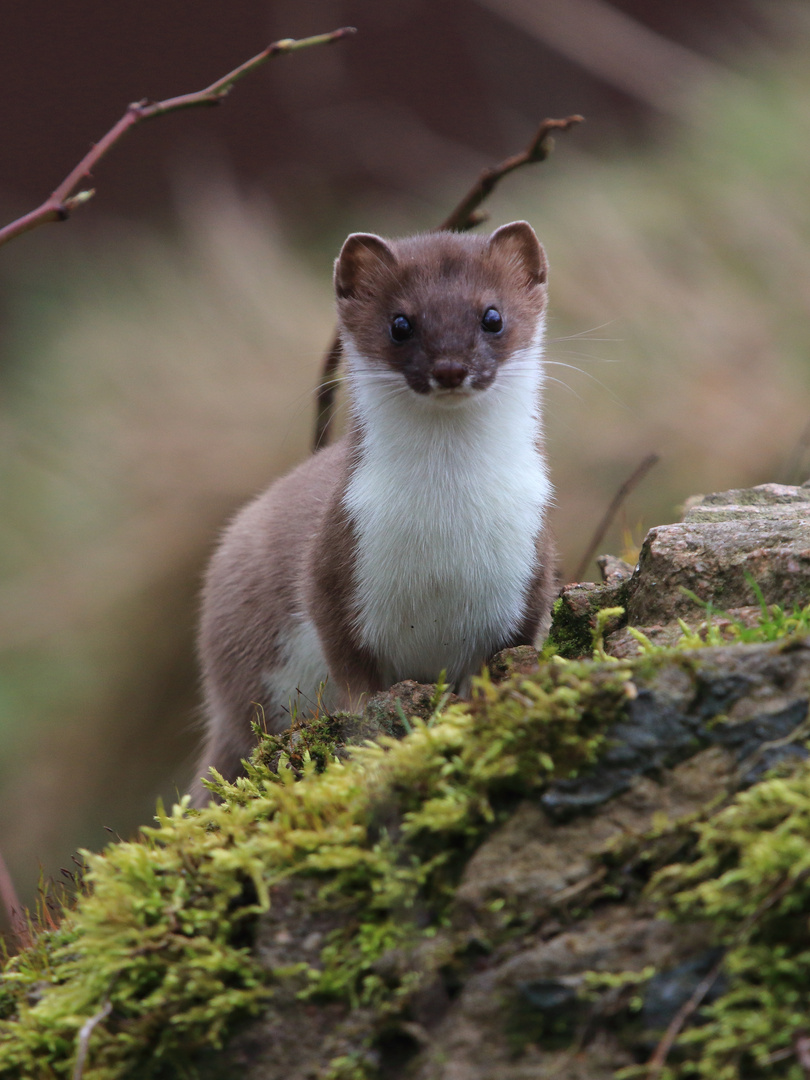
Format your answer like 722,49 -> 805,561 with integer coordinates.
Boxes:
1,0 -> 809,934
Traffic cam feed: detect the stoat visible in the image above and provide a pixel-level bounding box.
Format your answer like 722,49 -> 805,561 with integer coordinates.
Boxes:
193,221 -> 557,799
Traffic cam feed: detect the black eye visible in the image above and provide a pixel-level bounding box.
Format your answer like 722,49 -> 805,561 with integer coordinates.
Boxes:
481,307 -> 503,334
390,315 -> 414,342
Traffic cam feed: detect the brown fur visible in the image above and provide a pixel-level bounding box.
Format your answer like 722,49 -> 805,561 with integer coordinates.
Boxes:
192,223 -> 557,804
194,441 -> 349,792
336,225 -> 547,396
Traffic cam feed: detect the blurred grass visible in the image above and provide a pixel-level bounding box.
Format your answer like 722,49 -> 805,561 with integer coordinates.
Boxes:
1,11 -> 809,925
0,195 -> 335,922
520,38 -> 810,574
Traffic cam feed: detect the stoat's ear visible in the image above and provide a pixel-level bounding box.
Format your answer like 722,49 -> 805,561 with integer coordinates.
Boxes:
487,221 -> 547,288
334,233 -> 398,300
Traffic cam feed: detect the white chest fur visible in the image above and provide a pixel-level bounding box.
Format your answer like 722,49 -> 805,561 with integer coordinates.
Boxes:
342,327 -> 551,687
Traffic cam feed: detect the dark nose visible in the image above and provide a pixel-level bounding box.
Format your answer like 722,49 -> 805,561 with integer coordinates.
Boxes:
432,359 -> 468,389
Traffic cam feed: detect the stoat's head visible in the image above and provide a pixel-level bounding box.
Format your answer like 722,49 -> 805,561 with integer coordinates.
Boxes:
334,222 -> 547,402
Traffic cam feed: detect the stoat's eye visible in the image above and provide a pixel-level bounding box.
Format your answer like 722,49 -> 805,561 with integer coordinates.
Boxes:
481,307 -> 504,334
390,315 -> 414,342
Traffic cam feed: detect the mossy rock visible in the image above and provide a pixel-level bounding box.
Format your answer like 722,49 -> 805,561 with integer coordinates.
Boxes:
3,639 -> 810,1078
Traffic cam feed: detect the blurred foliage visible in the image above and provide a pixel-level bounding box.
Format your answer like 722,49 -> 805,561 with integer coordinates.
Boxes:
0,8 -> 809,927
0,196 -> 335,919
510,40 -> 810,573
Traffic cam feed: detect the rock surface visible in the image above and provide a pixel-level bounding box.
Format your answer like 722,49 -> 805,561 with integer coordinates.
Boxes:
554,482 -> 810,658
189,484 -> 810,1079
201,636 -> 810,1079
5,483 -> 810,1080
628,483 -> 810,625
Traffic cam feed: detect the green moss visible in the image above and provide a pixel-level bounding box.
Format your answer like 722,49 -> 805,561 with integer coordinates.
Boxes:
547,569 -> 810,667
571,749 -> 810,1080
10,602 -> 806,1078
585,591 -> 810,661
0,659 -> 634,1078
323,1050 -> 378,1080
675,587 -> 810,648
642,763 -> 810,1079
542,597 -> 594,658
251,711 -> 369,777
544,592 -> 629,660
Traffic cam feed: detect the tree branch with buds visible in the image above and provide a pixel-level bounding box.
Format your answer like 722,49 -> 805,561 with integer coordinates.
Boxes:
0,27 -> 356,249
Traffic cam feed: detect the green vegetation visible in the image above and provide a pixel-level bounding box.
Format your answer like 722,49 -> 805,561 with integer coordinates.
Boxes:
564,754 -> 810,1080
647,763 -> 810,1079
3,5 -> 810,914
550,582 -> 810,662
538,585 -> 810,1079
675,582 -> 810,648
0,660 -> 633,1078
3,595 -> 810,1077
2,10 -> 810,1076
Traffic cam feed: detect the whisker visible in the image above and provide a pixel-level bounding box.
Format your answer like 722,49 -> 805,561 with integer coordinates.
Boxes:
544,359 -> 602,377
313,407 -> 341,451
543,360 -> 629,407
549,348 -> 619,364
542,376 -> 585,402
493,354 -> 629,411
547,319 -> 620,342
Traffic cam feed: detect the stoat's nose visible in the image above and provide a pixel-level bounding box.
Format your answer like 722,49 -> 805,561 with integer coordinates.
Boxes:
432,359 -> 468,389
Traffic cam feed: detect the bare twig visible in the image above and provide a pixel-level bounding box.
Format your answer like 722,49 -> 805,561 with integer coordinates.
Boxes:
436,114 -> 583,234
0,843 -> 23,937
734,716 -> 810,790
313,334 -> 345,451
573,453 -> 659,583
646,867 -> 810,1079
795,1034 -> 810,1078
763,1046 -> 796,1066
312,113 -> 583,450
644,951 -> 726,1079
0,27 -> 356,249
73,1000 -> 113,1080
782,417 -> 810,486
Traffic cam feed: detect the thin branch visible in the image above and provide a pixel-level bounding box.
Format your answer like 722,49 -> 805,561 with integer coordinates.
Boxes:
312,113 -> 583,450
0,27 -> 357,248
314,335 -> 344,451
73,1000 -> 113,1080
646,867 -> 810,1079
782,417 -> 810,486
0,843 -> 23,936
644,951 -> 726,1080
573,453 -> 659,583
436,114 -> 583,234
795,1034 -> 810,1079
